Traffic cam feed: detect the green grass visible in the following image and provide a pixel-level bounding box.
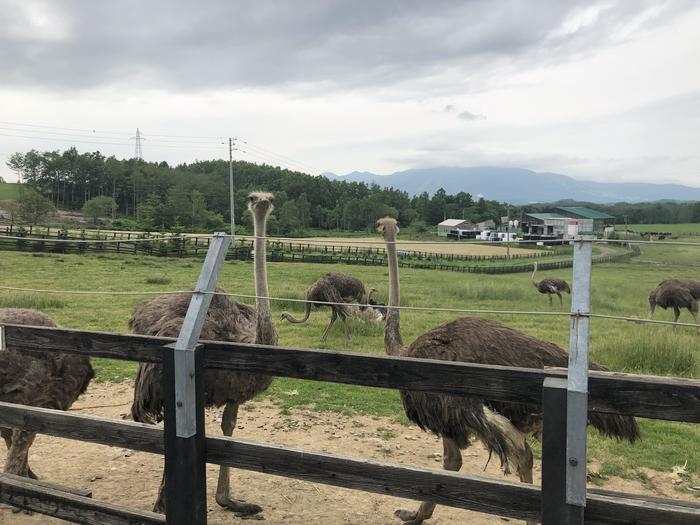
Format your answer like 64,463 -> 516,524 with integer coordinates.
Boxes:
618,223 -> 700,235
0,182 -> 23,200
0,240 -> 698,487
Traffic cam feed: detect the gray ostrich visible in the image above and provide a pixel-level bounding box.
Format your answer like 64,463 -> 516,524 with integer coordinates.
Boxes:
130,192 -> 277,516
0,309 -> 94,478
648,278 -> 700,329
280,272 -> 375,341
531,261 -> 571,307
377,217 -> 638,525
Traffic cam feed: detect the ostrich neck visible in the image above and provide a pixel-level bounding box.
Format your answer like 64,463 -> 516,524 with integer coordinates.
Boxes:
531,266 -> 538,287
384,232 -> 404,356
253,211 -> 276,346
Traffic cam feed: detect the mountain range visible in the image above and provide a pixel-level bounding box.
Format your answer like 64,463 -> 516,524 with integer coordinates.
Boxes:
323,167 -> 700,204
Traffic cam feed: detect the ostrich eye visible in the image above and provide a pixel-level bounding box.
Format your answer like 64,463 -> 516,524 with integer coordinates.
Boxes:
269,197 -> 274,203
247,196 -> 255,203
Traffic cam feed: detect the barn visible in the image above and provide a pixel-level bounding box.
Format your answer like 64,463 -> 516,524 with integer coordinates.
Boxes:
557,206 -> 616,232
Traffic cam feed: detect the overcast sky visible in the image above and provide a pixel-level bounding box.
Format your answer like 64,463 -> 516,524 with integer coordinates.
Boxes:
1,0 -> 699,185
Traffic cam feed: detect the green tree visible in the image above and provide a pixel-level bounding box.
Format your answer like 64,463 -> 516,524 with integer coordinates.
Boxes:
16,188 -> 55,224
6,152 -> 24,182
82,195 -> 117,225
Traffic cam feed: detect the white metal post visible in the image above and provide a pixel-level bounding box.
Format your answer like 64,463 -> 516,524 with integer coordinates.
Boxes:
566,236 -> 593,507
171,232 -> 231,438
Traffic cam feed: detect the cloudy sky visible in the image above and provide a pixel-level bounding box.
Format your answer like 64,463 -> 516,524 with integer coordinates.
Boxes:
1,0 -> 699,185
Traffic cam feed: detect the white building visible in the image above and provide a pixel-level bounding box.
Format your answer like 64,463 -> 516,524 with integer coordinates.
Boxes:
437,219 -> 473,237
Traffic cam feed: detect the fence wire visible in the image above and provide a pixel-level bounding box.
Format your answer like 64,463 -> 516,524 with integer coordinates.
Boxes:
1,285 -> 698,329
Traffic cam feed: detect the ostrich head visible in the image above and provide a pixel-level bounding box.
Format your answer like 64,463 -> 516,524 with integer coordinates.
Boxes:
247,191 -> 275,218
376,217 -> 399,237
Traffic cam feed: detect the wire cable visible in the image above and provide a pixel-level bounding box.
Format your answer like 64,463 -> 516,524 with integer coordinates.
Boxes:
2,285 -> 699,329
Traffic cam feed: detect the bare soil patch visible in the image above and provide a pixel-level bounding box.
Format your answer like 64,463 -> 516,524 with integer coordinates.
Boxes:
1,382 -> 693,524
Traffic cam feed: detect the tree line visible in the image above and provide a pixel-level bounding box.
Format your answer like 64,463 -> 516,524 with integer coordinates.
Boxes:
5,148 -> 699,233
5,148 -> 508,234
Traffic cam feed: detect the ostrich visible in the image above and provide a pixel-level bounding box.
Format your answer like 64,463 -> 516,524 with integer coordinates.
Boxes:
0,308 -> 94,478
531,261 -> 570,307
130,192 -> 277,516
280,272 -> 375,341
648,278 -> 700,329
377,217 -> 638,525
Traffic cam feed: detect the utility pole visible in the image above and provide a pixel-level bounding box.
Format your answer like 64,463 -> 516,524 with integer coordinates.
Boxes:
228,137 -> 236,237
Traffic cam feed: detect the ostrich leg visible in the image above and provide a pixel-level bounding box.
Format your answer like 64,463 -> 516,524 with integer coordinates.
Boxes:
394,438 -> 462,525
4,429 -> 36,477
2,428 -> 39,479
673,306 -> 681,330
556,292 -> 563,308
548,294 -> 553,306
321,310 -> 338,342
216,402 -> 263,515
340,312 -> 352,340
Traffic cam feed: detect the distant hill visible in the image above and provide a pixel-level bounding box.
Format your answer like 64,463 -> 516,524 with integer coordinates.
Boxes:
323,167 -> 700,203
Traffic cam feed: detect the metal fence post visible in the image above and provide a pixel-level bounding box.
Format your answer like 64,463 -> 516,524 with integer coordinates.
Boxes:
567,236 -> 592,509
163,232 -> 231,525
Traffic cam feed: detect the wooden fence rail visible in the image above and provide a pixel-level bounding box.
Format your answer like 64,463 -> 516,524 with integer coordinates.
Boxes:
1,324 -> 699,523
1,401 -> 698,525
4,325 -> 698,422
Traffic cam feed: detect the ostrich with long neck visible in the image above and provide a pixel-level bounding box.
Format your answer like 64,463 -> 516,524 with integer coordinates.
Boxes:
378,217 -> 638,525
130,192 -> 276,516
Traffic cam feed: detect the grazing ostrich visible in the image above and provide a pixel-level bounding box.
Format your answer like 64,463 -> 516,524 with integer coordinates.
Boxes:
377,217 -> 638,525
280,272 -> 375,341
0,309 -> 94,478
531,261 -> 570,307
130,192 -> 277,516
648,278 -> 700,329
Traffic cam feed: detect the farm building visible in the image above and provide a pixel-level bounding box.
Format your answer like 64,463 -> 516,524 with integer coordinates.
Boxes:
557,206 -> 616,232
437,218 -> 474,236
476,219 -> 496,230
521,213 -> 593,237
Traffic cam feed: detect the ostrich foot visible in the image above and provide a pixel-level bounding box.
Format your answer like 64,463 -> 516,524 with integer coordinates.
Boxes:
394,509 -> 425,525
216,495 -> 263,516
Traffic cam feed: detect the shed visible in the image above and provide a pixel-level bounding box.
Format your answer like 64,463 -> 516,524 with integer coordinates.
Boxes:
437,219 -> 473,237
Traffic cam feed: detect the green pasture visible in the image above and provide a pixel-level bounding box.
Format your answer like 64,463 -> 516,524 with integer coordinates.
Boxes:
0,182 -> 22,200
0,239 -> 699,491
617,223 -> 700,235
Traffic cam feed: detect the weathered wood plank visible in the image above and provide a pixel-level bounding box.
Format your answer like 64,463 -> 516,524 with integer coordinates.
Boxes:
0,401 -> 163,454
3,325 -> 699,421
0,403 -> 698,524
1,472 -> 92,498
0,473 -> 165,525
206,434 -> 541,521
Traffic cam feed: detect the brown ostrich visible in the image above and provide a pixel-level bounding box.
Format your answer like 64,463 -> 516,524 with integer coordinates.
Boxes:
531,261 -> 571,307
130,192 -> 277,516
0,308 -> 94,478
280,272 -> 375,341
377,217 -> 638,525
648,278 -> 700,329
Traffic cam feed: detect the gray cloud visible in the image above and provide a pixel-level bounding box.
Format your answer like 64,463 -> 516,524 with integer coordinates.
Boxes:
0,0 -> 694,93
458,111 -> 486,121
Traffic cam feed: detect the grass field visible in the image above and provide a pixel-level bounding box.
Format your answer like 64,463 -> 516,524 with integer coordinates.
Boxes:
0,182 -> 22,200
0,239 -> 698,490
617,223 -> 700,234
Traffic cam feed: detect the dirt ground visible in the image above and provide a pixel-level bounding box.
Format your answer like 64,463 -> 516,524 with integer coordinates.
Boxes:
0,382 -> 694,525
285,237 -> 538,257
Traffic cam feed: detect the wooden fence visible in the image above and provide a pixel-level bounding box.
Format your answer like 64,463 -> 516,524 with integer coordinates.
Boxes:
0,228 -> 635,274
0,323 -> 698,524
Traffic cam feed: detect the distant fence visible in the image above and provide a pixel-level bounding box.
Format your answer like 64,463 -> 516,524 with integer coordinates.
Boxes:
0,227 -> 637,274
0,224 -> 557,262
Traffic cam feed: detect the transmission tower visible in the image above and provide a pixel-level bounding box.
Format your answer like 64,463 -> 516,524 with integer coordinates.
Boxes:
132,128 -> 144,160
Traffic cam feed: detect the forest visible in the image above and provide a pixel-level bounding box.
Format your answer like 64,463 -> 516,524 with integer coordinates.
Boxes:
5,148 -> 700,234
